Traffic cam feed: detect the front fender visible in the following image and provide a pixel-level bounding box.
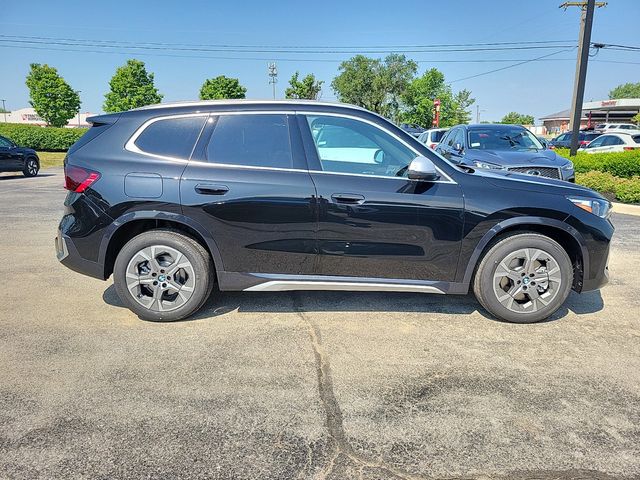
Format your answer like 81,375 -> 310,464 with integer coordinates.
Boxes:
458,215 -> 589,286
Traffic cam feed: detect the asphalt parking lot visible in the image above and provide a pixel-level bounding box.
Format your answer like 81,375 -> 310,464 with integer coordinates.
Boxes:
1,169 -> 639,480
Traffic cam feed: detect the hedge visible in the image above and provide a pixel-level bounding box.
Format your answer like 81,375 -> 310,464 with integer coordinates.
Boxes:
0,123 -> 87,151
575,171 -> 640,204
554,148 -> 640,178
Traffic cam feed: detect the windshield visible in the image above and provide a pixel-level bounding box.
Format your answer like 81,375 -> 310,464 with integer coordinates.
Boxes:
468,127 -> 543,151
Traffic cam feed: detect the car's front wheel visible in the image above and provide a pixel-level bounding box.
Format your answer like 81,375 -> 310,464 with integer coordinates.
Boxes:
473,233 -> 573,323
23,157 -> 39,177
113,230 -> 214,322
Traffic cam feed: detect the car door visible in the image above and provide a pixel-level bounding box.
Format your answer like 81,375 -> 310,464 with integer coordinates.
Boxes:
180,112 -> 318,276
0,136 -> 21,171
602,135 -> 625,152
298,112 -> 464,282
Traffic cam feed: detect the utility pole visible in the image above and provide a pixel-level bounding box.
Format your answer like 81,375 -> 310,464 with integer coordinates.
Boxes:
268,62 -> 278,100
561,0 -> 606,156
1,99 -> 6,123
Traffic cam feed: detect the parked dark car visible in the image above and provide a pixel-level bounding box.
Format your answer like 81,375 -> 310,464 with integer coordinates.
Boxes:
56,100 -> 612,324
436,124 -> 575,181
0,135 -> 40,177
548,131 -> 602,150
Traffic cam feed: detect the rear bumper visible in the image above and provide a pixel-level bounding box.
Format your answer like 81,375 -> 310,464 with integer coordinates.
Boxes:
55,230 -> 104,280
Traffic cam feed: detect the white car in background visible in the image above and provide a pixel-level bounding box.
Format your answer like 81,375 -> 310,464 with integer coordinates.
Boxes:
417,128 -> 449,149
594,123 -> 639,132
583,131 -> 640,153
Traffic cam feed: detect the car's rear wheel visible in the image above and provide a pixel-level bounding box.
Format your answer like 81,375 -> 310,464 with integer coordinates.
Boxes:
23,157 -> 39,177
473,233 -> 573,323
113,230 -> 214,322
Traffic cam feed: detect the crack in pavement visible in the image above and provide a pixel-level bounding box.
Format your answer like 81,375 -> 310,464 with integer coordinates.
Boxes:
291,292 -> 635,480
293,292 -> 431,480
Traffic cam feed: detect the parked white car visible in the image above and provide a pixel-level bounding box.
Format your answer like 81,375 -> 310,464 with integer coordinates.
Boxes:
594,123 -> 639,132
417,128 -> 449,149
583,131 -> 640,153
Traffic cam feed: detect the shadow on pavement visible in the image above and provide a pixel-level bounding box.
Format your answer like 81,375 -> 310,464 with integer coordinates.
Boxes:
102,283 -> 605,324
0,173 -> 56,180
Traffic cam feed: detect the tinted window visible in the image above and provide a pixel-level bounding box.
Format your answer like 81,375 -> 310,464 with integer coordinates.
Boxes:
134,116 -> 206,159
586,136 -> 607,148
306,115 -> 415,177
446,128 -> 458,147
206,114 -> 292,168
584,133 -> 601,142
632,135 -> 640,144
602,136 -> 624,146
0,136 -> 12,148
432,130 -> 447,143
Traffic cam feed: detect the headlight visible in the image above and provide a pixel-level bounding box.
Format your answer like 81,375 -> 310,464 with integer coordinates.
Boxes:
567,196 -> 611,218
561,161 -> 574,171
473,160 -> 502,170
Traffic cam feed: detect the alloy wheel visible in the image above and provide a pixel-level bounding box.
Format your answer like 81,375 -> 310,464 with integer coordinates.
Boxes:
27,160 -> 38,176
125,245 -> 195,312
492,247 -> 562,314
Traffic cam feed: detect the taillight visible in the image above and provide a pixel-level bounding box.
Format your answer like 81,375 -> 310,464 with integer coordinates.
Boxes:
64,165 -> 101,193
579,140 -> 588,146
623,146 -> 638,151
430,143 -> 437,149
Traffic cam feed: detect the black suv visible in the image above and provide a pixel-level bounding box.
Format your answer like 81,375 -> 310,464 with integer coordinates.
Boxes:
436,124 -> 575,182
0,135 -> 40,177
56,101 -> 613,323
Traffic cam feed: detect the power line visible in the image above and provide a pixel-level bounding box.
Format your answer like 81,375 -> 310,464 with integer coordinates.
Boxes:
448,48 -> 576,83
0,36 -> 577,54
0,34 -> 574,50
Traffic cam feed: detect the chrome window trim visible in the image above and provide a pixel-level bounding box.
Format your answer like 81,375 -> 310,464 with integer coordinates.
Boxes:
244,280 -> 444,293
296,110 -> 456,184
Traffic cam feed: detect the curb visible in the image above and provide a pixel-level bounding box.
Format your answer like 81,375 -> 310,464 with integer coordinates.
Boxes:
612,202 -> 640,217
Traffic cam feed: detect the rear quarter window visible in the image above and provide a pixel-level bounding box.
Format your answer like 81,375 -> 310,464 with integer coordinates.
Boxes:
133,115 -> 206,159
632,135 -> 640,144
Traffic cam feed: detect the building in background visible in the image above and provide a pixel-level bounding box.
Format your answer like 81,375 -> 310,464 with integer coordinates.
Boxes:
0,107 -> 96,128
540,98 -> 640,135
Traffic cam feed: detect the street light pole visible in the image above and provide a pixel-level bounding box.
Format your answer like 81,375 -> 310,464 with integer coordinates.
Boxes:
268,63 -> 278,100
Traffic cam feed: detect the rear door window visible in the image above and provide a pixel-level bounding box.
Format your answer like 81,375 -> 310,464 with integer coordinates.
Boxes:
134,115 -> 206,159
206,114 -> 293,169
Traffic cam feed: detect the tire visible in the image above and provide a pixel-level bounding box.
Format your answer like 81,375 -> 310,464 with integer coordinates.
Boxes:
473,233 -> 573,324
113,230 -> 214,322
23,157 -> 39,177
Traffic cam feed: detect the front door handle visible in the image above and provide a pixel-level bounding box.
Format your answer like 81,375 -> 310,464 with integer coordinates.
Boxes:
331,193 -> 365,205
195,183 -> 229,195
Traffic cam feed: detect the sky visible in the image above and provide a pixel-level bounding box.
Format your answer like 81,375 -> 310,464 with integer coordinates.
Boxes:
1,0 -> 639,124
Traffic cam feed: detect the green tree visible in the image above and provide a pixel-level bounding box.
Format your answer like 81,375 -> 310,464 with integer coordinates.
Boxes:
608,82 -> 640,99
199,76 -> 246,100
103,59 -> 163,113
25,63 -> 80,128
632,112 -> 640,126
332,54 -> 417,120
500,112 -> 535,125
399,68 -> 474,128
285,72 -> 323,100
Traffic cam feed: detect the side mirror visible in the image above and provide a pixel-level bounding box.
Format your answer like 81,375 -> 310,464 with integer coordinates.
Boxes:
407,156 -> 439,181
539,138 -> 548,149
454,143 -> 464,153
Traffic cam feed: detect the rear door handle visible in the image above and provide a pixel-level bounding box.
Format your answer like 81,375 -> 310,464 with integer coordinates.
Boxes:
331,193 -> 365,204
195,183 -> 229,195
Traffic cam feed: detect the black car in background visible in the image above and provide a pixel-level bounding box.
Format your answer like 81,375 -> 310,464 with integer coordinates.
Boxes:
548,131 -> 602,150
0,135 -> 40,177
56,100 -> 612,324
436,124 -> 575,181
